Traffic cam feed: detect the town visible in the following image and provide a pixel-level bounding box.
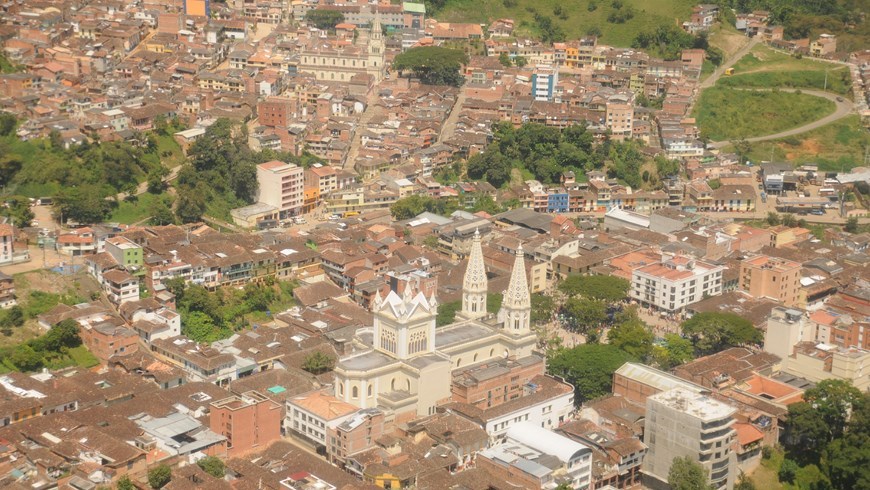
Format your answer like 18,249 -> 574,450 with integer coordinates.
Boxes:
0,1 -> 869,490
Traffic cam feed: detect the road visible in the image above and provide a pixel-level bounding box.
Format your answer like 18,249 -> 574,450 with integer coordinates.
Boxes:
701,37 -> 760,90
114,165 -> 182,201
435,87 -> 468,145
708,88 -> 854,148
342,90 -> 384,172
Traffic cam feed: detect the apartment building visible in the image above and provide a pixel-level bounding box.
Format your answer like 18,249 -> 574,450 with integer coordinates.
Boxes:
643,388 -> 736,490
605,94 -> 634,140
326,408 -> 386,468
631,254 -> 724,312
531,65 -> 559,102
739,255 -> 801,307
287,390 -> 359,451
210,391 -> 282,457
256,160 -> 305,218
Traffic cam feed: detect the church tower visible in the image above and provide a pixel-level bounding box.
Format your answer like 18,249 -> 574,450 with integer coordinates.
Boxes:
498,245 -> 532,334
367,13 -> 385,81
460,229 -> 488,320
372,287 -> 437,360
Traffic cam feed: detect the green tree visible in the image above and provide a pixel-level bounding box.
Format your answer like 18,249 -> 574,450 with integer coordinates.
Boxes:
53,185 -> 113,224
149,196 -> 176,226
175,184 -> 207,223
558,275 -> 629,302
304,10 -> 345,30
390,194 -> 441,220
9,344 -> 42,371
148,464 -> 172,489
2,305 -> 25,328
0,111 -> 16,136
844,217 -> 859,233
822,431 -> 870,490
41,318 -> 82,352
681,312 -> 762,355
607,315 -> 653,360
766,212 -> 781,226
653,334 -> 694,369
498,52 -> 512,67
116,475 -> 135,490
196,456 -> 225,478
655,155 -> 681,179
302,351 -> 335,375
804,379 -> 863,440
781,213 -> 798,227
182,311 -> 222,342
668,456 -> 712,490
548,344 -> 634,402
437,301 -> 461,327
530,293 -> 555,325
562,297 -> 607,333
514,56 -> 528,67
779,458 -> 799,484
393,47 -> 469,86
0,195 -> 34,227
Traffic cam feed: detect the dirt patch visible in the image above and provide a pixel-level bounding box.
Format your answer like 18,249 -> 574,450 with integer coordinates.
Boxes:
711,29 -> 749,59
17,270 -> 100,297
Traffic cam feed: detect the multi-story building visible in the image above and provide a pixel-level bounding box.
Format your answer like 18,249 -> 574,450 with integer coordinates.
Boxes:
286,390 -> 359,452
0,224 -> 14,265
256,160 -> 305,218
643,388 -> 737,490
0,272 -> 15,309
739,255 -> 801,307
326,408 -> 386,468
298,17 -> 386,83
631,254 -> 724,312
101,269 -> 140,304
531,65 -> 559,102
210,391 -> 282,457
605,94 -> 633,140
105,236 -> 143,273
305,164 -> 338,197
810,34 -> 836,57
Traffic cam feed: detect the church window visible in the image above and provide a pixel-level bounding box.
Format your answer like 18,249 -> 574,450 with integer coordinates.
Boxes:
406,379 -> 411,391
367,385 -> 373,397
353,60 -> 356,66
391,378 -> 396,391
489,348 -> 494,357
456,358 -> 462,367
473,354 -> 478,362
352,386 -> 358,399
338,384 -> 344,396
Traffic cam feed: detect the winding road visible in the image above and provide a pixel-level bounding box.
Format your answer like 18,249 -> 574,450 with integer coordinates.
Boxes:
707,88 -> 854,148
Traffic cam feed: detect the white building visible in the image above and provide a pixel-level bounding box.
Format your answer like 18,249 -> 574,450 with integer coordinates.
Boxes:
643,388 -> 737,490
286,390 -> 359,449
479,422 -> 593,489
0,224 -> 14,265
256,160 -> 305,218
631,253 -> 724,312
531,65 -> 559,102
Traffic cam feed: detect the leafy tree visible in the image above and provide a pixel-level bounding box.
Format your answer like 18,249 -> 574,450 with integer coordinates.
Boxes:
781,213 -> 798,227
53,185 -> 113,224
707,46 -> 725,66
182,311 -> 224,343
514,56 -> 528,67
668,456 -> 712,490
607,315 -> 653,360
498,52 -> 512,67
653,334 -> 694,369
304,10 -> 344,30
655,155 -> 681,179
562,297 -> 607,333
393,47 -> 468,86
804,379 -> 862,440
0,111 -> 16,136
822,431 -> 870,490
148,196 -> 176,226
558,275 -> 629,302
437,301 -> 461,327
196,456 -> 225,478
147,166 -> 169,194
390,194 -> 442,220
0,195 -> 34,227
116,475 -> 135,490
175,184 -> 207,223
147,464 -> 172,489
1,306 -> 24,329
9,344 -> 42,371
548,344 -> 634,402
845,217 -> 859,233
766,212 -> 781,226
40,319 -> 82,352
681,312 -> 762,355
302,351 -> 335,375
779,458 -> 799,484
530,293 -> 555,325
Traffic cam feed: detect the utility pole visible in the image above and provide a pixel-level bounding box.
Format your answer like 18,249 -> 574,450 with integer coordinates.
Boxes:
824,68 -> 828,92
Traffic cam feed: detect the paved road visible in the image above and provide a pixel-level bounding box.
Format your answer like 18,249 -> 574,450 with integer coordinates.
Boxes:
343,90 -> 383,172
708,88 -> 854,148
436,87 -> 468,145
701,37 -> 760,90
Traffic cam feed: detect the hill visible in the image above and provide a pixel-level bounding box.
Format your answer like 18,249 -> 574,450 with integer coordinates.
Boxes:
433,0 -> 697,47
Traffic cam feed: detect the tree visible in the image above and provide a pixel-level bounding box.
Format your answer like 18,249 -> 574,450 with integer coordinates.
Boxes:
437,301 -> 461,327
766,212 -> 781,226
653,334 -> 694,369
781,213 -> 798,227
302,351 -> 335,375
148,464 -> 172,489
844,217 -> 859,233
1,306 -> 24,328
655,155 -> 681,179
41,319 -> 82,352
304,9 -> 344,30
735,472 -> 757,490
562,297 -> 607,333
530,293 -> 555,325
393,47 -> 469,87
147,166 -> 169,194
117,475 -> 135,490
182,311 -> 223,342
0,111 -> 16,136
514,56 -> 528,67
607,316 -> 653,360
148,197 -> 176,226
779,458 -> 799,484
196,456 -> 225,478
0,195 -> 34,227
558,275 -> 629,302
786,401 -> 834,464
681,312 -> 762,355
822,431 -> 870,490
548,344 -> 634,402
668,456 -> 712,490
804,379 -> 863,440
175,184 -> 207,223
9,344 -> 42,371
390,194 -> 441,220
53,185 -> 113,224
498,52 -> 512,67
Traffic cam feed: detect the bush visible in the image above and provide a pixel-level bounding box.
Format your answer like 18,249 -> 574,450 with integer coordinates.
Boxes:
779,458 -> 799,484
148,464 -> 172,489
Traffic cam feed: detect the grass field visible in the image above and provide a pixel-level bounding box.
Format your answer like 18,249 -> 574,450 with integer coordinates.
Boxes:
730,115 -> 870,172
719,69 -> 852,96
436,0 -> 696,47
109,192 -> 170,224
694,87 -> 836,141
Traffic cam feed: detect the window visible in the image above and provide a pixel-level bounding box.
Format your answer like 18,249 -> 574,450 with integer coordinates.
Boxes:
352,386 -> 358,399
367,385 -> 373,397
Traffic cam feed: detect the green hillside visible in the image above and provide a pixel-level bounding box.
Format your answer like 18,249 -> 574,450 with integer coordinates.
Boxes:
434,0 -> 696,47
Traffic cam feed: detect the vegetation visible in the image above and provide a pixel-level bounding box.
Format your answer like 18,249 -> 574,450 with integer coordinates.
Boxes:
718,69 -> 851,96
0,319 -> 86,372
436,0 -> 698,47
668,456 -> 713,490
301,351 -> 335,375
116,475 -> 135,490
558,275 -> 630,303
168,277 -> 296,343
196,456 -> 226,478
652,333 -> 695,369
391,194 -> 456,220
304,9 -> 344,30
681,312 -> 762,356
393,47 -> 469,86
468,122 -> 648,189
148,464 -> 172,489
694,87 -> 835,141
633,25 -> 721,63
548,343 -> 635,403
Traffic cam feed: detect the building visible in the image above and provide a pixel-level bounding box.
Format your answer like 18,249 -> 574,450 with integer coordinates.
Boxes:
298,16 -> 386,83
326,408 -> 386,468
739,255 -> 801,307
210,390 -> 282,457
256,160 -> 305,218
287,390 -> 359,451
0,272 -> 16,309
643,388 -> 737,490
478,422 -> 593,490
184,0 -> 210,16
0,224 -> 13,265
331,234 -> 538,421
810,34 -> 836,57
531,65 -> 559,102
631,254 -> 724,312
605,94 -> 633,140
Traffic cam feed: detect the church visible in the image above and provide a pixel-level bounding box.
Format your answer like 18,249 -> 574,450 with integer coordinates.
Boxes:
297,15 -> 386,83
332,230 -> 539,421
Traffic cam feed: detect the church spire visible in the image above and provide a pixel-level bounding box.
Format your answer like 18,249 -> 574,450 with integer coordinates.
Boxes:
370,12 -> 383,41
498,244 -> 531,334
461,228 -> 488,319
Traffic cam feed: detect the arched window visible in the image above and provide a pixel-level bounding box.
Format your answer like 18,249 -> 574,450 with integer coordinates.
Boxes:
406,379 -> 411,391
489,348 -> 494,357
367,384 -> 373,397
338,383 -> 344,396
473,353 -> 478,362
456,358 -> 462,367
391,378 -> 396,391
352,386 -> 359,398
